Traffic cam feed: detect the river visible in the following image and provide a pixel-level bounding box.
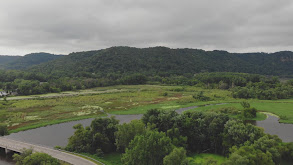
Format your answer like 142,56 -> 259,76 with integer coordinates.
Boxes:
1,105 -> 293,164
3,104 -> 223,148
247,114 -> 293,143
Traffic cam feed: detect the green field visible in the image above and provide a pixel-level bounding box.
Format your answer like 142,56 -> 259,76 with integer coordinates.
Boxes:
0,85 -> 293,133
187,153 -> 227,165
186,101 -> 293,123
80,153 -> 122,165
79,152 -> 227,165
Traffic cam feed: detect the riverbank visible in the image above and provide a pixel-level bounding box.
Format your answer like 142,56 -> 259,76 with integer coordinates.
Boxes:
1,85 -> 292,134
182,101 -> 293,124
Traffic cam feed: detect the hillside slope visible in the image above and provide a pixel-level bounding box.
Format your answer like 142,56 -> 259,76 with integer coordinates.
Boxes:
0,56 -> 21,68
3,53 -> 64,70
29,47 -> 293,77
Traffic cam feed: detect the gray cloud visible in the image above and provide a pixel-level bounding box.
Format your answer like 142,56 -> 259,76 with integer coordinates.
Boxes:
0,0 -> 293,55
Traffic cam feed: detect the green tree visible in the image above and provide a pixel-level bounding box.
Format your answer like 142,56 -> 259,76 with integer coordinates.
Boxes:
142,109 -> 179,132
166,127 -> 187,148
115,120 -> 146,152
252,135 -> 282,164
90,117 -> 119,154
240,101 -> 250,108
222,120 -> 264,154
66,117 -> 119,155
13,148 -> 60,165
192,91 -> 211,101
242,108 -> 257,118
13,148 -> 33,165
65,124 -> 92,153
281,142 -> 293,162
0,123 -> 8,136
122,130 -> 173,165
163,147 -> 188,165
202,157 -> 218,165
225,145 -> 274,165
223,153 -> 250,165
22,152 -> 60,165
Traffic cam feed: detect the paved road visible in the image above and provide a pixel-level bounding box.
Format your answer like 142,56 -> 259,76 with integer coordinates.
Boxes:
0,137 -> 98,165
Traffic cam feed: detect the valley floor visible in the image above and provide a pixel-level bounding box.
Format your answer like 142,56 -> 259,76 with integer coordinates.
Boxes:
0,85 -> 292,133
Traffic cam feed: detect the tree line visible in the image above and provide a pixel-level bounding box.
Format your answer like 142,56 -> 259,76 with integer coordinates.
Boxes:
65,109 -> 293,165
1,69 -> 292,100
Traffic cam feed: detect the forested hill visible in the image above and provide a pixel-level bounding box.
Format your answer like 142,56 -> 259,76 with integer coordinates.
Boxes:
29,47 -> 293,77
2,53 -> 64,70
0,56 -> 20,67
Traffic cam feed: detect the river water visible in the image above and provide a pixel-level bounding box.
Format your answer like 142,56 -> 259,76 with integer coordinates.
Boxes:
1,105 -> 293,164
248,114 -> 293,143
0,149 -> 16,165
3,104 -> 221,148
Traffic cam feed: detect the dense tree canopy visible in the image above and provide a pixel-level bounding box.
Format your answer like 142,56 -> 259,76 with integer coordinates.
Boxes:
0,123 -> 8,136
121,130 -> 174,165
65,117 -> 119,155
65,106 -> 293,165
13,149 -> 60,165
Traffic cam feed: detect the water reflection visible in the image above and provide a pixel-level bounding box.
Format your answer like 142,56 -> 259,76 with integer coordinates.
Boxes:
247,114 -> 293,142
0,149 -> 16,165
6,118 -> 94,148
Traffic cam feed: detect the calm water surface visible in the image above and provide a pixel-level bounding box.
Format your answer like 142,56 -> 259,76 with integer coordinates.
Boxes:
248,114 -> 293,142
3,104 -> 208,148
2,105 -> 293,164
0,150 -> 16,165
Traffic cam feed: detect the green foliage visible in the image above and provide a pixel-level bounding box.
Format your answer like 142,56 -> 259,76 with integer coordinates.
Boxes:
2,47 -> 293,97
13,148 -> 60,165
142,109 -> 179,132
162,92 -> 168,96
63,106 -> 292,165
121,74 -> 148,85
240,102 -> 257,118
22,152 -> 60,165
281,142 -> 293,162
222,120 -> 265,154
13,148 -> 34,165
232,80 -> 293,100
224,135 -> 282,165
3,96 -> 7,102
166,127 -> 187,148
163,147 -> 188,165
29,47 -> 293,79
242,107 -> 257,118
65,124 -> 92,153
65,117 -> 119,155
0,123 -> 8,136
121,130 -> 173,165
202,157 -> 218,165
142,109 -> 230,154
193,91 -> 211,101
179,112 -> 230,154
3,53 -> 63,70
0,55 -> 20,66
115,120 -> 146,152
187,153 -> 226,165
240,101 -> 250,108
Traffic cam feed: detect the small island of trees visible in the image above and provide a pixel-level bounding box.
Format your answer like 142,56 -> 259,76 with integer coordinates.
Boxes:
64,107 -> 293,165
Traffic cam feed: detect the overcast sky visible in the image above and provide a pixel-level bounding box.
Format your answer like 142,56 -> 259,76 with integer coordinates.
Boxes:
0,0 -> 293,55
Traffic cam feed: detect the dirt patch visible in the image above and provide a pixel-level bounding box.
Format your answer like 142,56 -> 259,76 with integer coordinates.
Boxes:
8,121 -> 35,130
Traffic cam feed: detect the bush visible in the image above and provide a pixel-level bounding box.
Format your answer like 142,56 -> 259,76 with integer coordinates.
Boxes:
193,91 -> 211,101
0,124 -> 8,136
243,108 -> 257,118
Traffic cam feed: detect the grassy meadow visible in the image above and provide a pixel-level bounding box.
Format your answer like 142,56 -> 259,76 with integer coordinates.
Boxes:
187,153 -> 227,165
0,85 -> 292,133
